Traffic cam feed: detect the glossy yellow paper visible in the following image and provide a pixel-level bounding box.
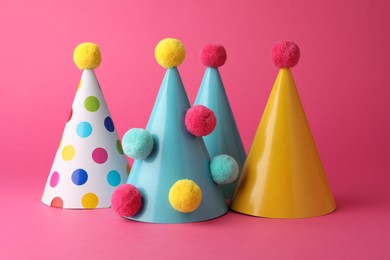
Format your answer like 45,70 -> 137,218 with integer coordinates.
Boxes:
230,69 -> 336,218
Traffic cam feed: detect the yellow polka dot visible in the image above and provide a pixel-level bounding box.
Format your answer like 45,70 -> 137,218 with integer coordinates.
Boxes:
62,145 -> 75,161
58,137 -> 62,150
81,193 -> 99,209
78,79 -> 82,90
169,179 -> 202,213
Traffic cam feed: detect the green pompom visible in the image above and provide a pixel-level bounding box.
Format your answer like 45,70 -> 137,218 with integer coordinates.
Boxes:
122,128 -> 154,159
210,154 -> 239,185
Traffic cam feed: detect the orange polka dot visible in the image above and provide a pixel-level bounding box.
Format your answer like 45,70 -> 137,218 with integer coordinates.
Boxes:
51,197 -> 63,208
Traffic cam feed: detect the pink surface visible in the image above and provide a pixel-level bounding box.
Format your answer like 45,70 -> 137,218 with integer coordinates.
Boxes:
1,0 -> 389,259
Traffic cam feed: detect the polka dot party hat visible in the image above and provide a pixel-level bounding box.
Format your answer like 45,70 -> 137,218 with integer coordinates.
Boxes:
41,42 -> 129,209
111,38 -> 238,223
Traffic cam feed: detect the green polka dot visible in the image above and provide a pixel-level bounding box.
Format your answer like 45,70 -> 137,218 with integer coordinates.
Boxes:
84,96 -> 100,112
116,140 -> 124,155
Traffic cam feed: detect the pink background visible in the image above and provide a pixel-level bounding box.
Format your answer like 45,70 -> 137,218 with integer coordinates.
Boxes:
1,0 -> 389,259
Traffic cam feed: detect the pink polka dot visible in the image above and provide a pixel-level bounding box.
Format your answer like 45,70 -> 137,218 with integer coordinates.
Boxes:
92,147 -> 108,164
50,171 -> 60,187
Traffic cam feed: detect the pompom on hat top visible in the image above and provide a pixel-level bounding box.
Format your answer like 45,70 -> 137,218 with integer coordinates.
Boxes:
155,38 -> 186,68
73,42 -> 102,69
271,41 -> 300,68
200,44 -> 227,68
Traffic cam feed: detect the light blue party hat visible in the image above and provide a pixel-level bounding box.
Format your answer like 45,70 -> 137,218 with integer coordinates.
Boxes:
194,44 -> 246,201
113,39 -> 231,223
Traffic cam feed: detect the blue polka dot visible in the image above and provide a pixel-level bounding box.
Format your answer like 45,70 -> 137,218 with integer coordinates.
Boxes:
104,117 -> 115,132
72,169 -> 88,185
76,121 -> 92,138
107,170 -> 121,186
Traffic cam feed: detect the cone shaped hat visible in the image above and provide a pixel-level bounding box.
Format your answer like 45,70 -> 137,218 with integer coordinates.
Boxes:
123,39 -> 227,223
195,63 -> 246,201
41,43 -> 129,209
231,42 -> 336,218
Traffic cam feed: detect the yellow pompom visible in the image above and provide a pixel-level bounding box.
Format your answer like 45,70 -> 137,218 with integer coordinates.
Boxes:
73,42 -> 101,69
155,38 -> 185,68
169,179 -> 202,213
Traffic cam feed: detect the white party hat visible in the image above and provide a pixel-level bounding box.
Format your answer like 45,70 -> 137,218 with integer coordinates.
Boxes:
41,42 -> 129,209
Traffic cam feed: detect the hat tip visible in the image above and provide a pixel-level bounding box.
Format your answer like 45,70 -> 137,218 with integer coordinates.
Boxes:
271,41 -> 300,68
200,43 -> 227,67
73,42 -> 101,70
155,38 -> 186,68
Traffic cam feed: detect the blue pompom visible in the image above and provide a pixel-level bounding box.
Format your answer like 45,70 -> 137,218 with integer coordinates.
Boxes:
122,128 -> 154,159
210,154 -> 239,185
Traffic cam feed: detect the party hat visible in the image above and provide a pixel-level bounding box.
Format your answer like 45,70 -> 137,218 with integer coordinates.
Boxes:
111,38 -> 238,223
194,44 -> 246,202
230,41 -> 336,218
41,42 -> 129,209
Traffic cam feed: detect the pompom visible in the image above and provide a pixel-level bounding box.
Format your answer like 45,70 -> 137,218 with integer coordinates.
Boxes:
185,105 -> 217,137
111,184 -> 142,217
271,41 -> 300,68
122,128 -> 154,159
155,38 -> 186,68
200,44 -> 227,67
210,154 -> 239,185
169,179 -> 202,213
73,42 -> 102,69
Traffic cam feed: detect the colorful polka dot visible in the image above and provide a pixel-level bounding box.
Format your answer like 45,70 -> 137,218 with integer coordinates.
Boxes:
92,147 -> 108,164
58,137 -> 62,150
82,193 -> 99,209
84,96 -> 100,112
116,140 -> 124,155
71,169 -> 88,185
51,197 -> 63,208
78,79 -> 82,90
107,170 -> 121,186
50,171 -> 60,187
62,145 -> 75,161
126,164 -> 131,174
67,108 -> 73,122
104,116 -> 115,132
76,121 -> 93,138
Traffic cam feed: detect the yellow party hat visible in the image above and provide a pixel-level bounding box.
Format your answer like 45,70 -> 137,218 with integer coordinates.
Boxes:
230,41 -> 336,218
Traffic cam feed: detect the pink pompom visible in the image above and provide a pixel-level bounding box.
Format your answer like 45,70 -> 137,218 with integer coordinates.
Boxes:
111,184 -> 142,217
185,105 -> 217,137
271,41 -> 300,68
200,44 -> 227,67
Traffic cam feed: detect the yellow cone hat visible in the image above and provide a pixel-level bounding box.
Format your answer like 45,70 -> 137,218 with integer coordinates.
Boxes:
230,41 -> 336,218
